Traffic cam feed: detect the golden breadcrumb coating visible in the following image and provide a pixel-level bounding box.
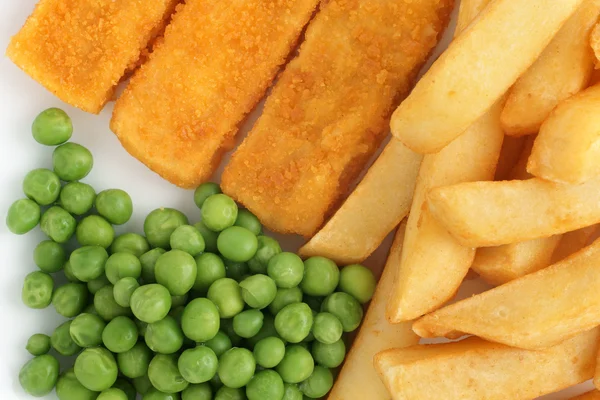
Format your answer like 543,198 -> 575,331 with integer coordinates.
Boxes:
6,0 -> 179,114
110,0 -> 320,188
222,0 -> 454,237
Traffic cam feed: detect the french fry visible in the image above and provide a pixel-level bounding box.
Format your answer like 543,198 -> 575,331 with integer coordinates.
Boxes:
551,225 -> 599,264
413,237 -> 600,349
427,176 -> 600,247
494,136 -> 526,181
591,21 -> 600,68
299,141 -> 421,264
375,328 -> 599,400
500,0 -> 598,136
328,222 -> 419,400
596,345 -> 600,390
528,84 -> 600,184
572,391 -> 600,400
386,98 -> 503,322
390,0 -> 583,153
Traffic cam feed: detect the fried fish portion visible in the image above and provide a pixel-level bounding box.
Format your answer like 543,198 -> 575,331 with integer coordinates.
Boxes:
6,0 -> 179,113
222,0 -> 454,236
111,0 -> 320,188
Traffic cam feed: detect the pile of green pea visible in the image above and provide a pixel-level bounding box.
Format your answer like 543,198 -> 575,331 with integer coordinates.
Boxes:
8,108 -> 378,400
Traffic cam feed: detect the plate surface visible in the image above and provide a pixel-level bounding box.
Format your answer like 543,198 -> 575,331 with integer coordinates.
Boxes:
0,0 -> 591,398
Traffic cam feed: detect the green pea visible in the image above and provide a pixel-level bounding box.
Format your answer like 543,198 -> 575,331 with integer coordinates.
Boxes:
181,297 -> 220,342
88,275 -> 111,294
23,168 -> 61,206
95,189 -> 133,225
105,252 -> 142,284
145,315 -> 183,354
276,345 -> 314,384
248,236 -> 281,274
298,366 -> 333,398
201,194 -> 238,232
103,316 -> 138,353
94,285 -> 131,321
52,282 -> 88,317
194,220 -> 219,253
143,389 -> 182,400
53,142 -> 93,181
135,318 -> 149,336
282,384 -> 303,400
207,278 -> 244,318
217,226 -> 258,262
59,182 -> 96,215
210,372 -> 223,391
98,387 -> 128,400
118,341 -> 153,378
233,309 -> 264,339
253,336 -> 285,368
217,348 -> 255,388
70,245 -> 109,282
51,320 -> 81,356
155,250 -> 197,296
6,198 -> 40,234
203,330 -> 232,357
246,370 -> 284,400
170,225 -> 205,256
182,383 -> 212,400
144,208 -> 189,249
321,292 -> 364,332
171,293 -> 188,308
268,252 -> 304,289
140,248 -> 166,283
275,302 -> 313,343
215,387 -> 245,400
130,284 -> 172,323
26,333 -> 51,356
300,257 -> 339,297
75,347 -> 118,391
83,303 -> 98,315
19,354 -> 60,397
312,312 -> 343,345
269,287 -> 303,315
234,209 -> 262,235
148,354 -> 189,393
194,253 -> 226,293
113,277 -> 140,307
40,206 -> 76,243
240,274 -> 277,309
111,233 -> 150,258
312,338 -> 346,368
339,264 -> 377,304
33,240 -> 66,273
178,346 -> 218,383
245,314 -> 280,348
70,313 -> 106,347
133,375 -> 153,395
56,368 -> 98,400
113,379 -> 137,400
63,260 -> 80,283
76,215 -> 115,248
194,182 -> 222,209
220,318 -> 243,347
22,271 -> 53,309
224,260 -> 249,282
32,108 -> 73,145
303,296 -> 323,312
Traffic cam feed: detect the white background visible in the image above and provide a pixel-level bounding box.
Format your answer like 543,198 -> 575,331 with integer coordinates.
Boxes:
0,0 -> 592,399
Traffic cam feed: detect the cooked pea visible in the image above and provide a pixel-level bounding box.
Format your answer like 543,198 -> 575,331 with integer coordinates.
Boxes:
74,347 -> 118,391
194,252 -> 226,293
201,194 -> 238,232
246,370 -> 284,400
97,388 -> 128,400
239,274 -> 277,309
234,209 -> 262,235
51,320 -> 81,356
23,168 -> 61,205
300,257 -> 339,296
233,309 -> 264,339
95,189 -> 133,225
170,225 -> 205,256
76,215 -> 115,248
143,389 -> 182,400
113,277 -> 140,307
53,142 -> 93,181
105,252 -> 142,284
298,366 -> 333,398
144,208 -> 189,249
248,236 -> 281,274
6,198 -> 40,234
130,284 -> 172,323
203,330 -> 232,357
178,346 -> 218,383
194,182 -> 222,209
70,313 -> 106,347
31,108 -> 73,145
40,206 -> 76,243
267,252 -> 304,289
217,348 -> 255,388
214,387 -> 245,400
60,182 -> 96,216
275,302 -> 313,343
103,316 -> 138,353
339,264 -> 377,304
224,260 -> 249,282
182,383 -> 212,400
145,315 -> 184,354
113,379 -> 137,400
181,298 -> 220,342
22,271 -> 53,309
155,250 -> 197,296
269,287 -> 303,315
253,336 -> 285,368
282,383 -> 303,400
33,240 -> 66,273
148,354 -> 189,394
52,282 -> 88,317
70,245 -> 109,282
19,354 -> 60,397
94,285 -> 131,321
140,248 -> 166,283
117,342 -> 153,379
321,292 -> 364,332
111,233 -> 150,258
276,345 -> 314,384
217,226 -> 258,262
56,368 -> 98,400
207,278 -> 244,318
312,338 -> 346,368
87,274 -> 110,294
26,333 -> 51,356
312,312 -> 343,345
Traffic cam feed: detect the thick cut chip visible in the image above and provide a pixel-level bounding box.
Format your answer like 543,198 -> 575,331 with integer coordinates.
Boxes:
375,329 -> 599,400
6,0 -> 179,113
386,99 -> 503,322
551,225 -> 599,264
494,136 -> 526,181
299,141 -> 421,264
413,237 -> 600,349
591,22 -> 600,68
390,0 -> 584,153
328,222 -> 418,400
427,177 -> 600,247
572,391 -> 600,400
528,84 -> 600,184
221,0 -> 455,236
500,0 -> 598,136
111,0 -> 320,188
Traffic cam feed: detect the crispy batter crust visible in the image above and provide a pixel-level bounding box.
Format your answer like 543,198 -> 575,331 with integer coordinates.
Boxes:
6,0 -> 179,113
222,0 -> 454,236
110,0 -> 320,188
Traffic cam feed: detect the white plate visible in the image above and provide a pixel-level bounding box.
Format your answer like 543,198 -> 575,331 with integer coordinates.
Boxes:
0,0 -> 593,398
